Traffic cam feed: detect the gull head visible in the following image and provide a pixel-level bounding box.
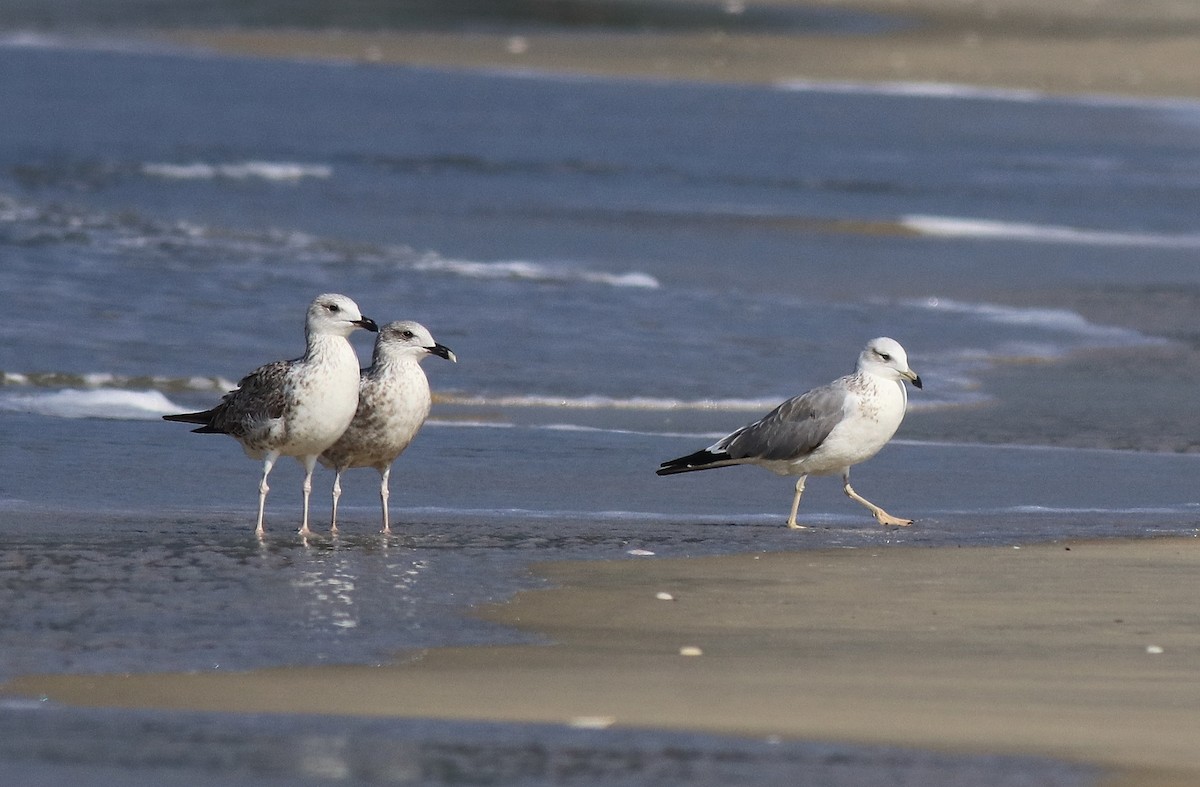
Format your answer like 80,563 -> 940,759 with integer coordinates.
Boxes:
373,320 -> 457,365
858,337 -> 922,389
306,293 -> 378,338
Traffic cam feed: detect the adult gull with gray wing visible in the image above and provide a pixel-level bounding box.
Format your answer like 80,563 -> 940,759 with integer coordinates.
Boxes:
657,337 -> 922,529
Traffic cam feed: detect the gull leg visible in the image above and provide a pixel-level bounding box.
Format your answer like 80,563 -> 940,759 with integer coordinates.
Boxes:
298,455 -> 318,537
785,475 -> 809,529
379,465 -> 392,535
330,469 -> 343,535
842,471 -> 912,527
255,451 -> 280,539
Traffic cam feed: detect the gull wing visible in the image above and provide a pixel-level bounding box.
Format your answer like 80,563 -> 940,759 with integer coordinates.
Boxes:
720,382 -> 849,462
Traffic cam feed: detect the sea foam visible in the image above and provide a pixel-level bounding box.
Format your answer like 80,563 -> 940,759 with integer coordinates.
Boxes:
436,393 -> 780,411
141,161 -> 333,182
410,257 -> 659,289
902,214 -> 1200,249
906,297 -> 1168,349
775,78 -> 1200,112
0,192 -> 658,290
0,388 -> 181,420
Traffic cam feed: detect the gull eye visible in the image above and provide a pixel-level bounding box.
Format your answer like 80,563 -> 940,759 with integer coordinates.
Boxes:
401,330 -> 415,340
326,302 -> 340,313
877,351 -> 891,361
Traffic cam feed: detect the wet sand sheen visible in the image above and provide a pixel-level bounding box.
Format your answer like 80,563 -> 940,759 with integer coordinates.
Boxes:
152,0 -> 1200,99
7,538 -> 1200,786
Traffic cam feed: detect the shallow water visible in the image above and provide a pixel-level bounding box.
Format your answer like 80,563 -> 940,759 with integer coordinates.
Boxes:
5,413 -> 1200,681
0,705 -> 1096,787
2,32 -> 1200,786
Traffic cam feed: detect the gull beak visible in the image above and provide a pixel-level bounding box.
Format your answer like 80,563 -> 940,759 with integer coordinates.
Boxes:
428,343 -> 457,362
902,369 -> 923,389
355,317 -> 379,332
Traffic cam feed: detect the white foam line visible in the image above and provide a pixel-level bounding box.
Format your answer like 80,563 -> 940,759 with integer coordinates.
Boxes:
903,297 -> 1172,348
775,78 -> 1200,112
142,161 -> 333,182
890,437 -> 1200,459
410,257 -> 659,289
419,66 -> 1200,114
777,78 -> 1047,103
1005,505 -> 1200,515
425,419 -> 516,429
0,388 -> 182,420
903,214 -> 1200,249
437,394 -> 786,411
436,393 -> 987,418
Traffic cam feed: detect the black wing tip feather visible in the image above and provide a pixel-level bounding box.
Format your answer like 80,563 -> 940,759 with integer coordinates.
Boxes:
162,411 -> 206,424
656,449 -> 731,476
162,410 -> 225,434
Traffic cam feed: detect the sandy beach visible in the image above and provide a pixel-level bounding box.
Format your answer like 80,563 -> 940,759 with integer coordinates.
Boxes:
6,538 -> 1200,785
155,0 -> 1200,99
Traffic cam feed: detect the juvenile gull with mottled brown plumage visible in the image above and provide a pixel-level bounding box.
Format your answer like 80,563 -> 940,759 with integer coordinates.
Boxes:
320,320 -> 456,534
164,293 -> 378,538
657,337 -> 922,529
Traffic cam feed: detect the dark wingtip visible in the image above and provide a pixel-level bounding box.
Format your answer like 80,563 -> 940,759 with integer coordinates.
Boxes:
656,461 -> 704,476
163,410 -> 222,432
657,449 -> 729,475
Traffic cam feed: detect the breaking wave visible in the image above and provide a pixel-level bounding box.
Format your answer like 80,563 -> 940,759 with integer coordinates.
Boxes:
0,193 -> 658,289
0,388 -> 181,420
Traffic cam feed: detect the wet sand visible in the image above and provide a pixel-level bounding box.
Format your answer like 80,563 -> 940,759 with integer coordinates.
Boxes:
6,538 -> 1200,786
154,0 -> 1200,98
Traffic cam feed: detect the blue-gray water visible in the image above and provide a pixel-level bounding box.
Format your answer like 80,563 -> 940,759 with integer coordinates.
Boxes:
2,33 -> 1200,786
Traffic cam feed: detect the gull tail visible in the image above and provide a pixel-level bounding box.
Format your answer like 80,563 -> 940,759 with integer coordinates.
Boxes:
163,409 -> 224,434
656,448 -> 735,476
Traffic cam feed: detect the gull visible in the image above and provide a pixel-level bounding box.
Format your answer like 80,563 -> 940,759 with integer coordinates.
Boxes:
164,293 -> 378,538
657,337 -> 922,529
320,320 -> 456,535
